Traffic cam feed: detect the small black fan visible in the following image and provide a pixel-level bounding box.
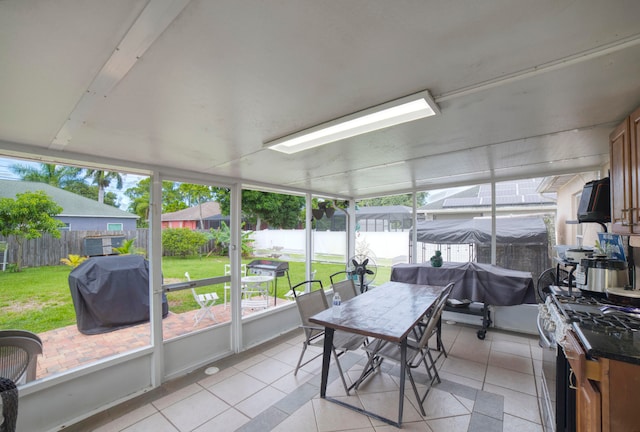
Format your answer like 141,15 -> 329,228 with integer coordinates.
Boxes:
348,255 -> 377,293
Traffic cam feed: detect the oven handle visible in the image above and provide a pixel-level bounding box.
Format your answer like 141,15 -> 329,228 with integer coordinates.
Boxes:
537,313 -> 554,348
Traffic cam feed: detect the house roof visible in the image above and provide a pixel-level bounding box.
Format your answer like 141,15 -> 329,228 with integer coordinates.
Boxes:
420,179 -> 556,211
161,201 -> 221,221
0,179 -> 137,219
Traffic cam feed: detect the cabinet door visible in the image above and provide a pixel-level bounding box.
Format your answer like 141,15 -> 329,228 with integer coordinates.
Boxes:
630,107 -> 640,231
610,117 -> 632,234
577,379 -> 601,432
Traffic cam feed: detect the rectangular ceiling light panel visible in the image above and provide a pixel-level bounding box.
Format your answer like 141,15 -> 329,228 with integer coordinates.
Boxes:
266,90 -> 439,154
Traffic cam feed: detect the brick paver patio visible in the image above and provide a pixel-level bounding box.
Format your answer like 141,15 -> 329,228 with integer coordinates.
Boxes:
35,299 -> 293,379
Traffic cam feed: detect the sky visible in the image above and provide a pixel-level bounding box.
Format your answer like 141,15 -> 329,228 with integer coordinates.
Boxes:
0,156 -> 142,210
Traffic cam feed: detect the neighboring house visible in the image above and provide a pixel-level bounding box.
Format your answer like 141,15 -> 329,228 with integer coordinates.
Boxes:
161,201 -> 227,230
0,179 -> 138,231
418,178 -> 557,220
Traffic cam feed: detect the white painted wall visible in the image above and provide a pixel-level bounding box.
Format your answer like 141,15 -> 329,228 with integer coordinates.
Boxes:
251,230 -> 410,260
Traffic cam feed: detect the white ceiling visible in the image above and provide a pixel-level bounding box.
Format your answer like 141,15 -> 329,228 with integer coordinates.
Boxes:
1,0 -> 639,198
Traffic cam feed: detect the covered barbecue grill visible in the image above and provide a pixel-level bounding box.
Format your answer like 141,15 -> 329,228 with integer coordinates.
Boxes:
68,255 -> 168,335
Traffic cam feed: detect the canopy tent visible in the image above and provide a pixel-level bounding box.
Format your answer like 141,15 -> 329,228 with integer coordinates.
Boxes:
411,217 -> 548,245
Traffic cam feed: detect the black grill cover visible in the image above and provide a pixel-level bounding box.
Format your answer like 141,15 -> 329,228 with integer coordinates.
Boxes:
68,255 -> 168,335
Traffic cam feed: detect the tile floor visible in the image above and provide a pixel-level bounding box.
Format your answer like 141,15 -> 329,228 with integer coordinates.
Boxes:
67,322 -> 543,432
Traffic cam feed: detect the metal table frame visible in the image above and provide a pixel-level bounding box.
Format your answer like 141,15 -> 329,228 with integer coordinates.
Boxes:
310,281 -> 447,427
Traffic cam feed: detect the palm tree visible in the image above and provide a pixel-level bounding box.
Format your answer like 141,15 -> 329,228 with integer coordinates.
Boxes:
10,163 -> 83,188
84,170 -> 123,204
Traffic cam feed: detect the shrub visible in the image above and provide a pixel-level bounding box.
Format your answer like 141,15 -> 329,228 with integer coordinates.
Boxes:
162,228 -> 209,257
60,254 -> 88,268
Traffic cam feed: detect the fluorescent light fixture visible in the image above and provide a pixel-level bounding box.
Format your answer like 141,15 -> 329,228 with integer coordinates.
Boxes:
265,90 -> 439,154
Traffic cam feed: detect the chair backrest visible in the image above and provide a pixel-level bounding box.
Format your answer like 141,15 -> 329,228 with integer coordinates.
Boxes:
225,264 -> 247,276
294,282 -> 327,328
329,271 -> 349,286
0,330 -> 43,383
416,283 -> 454,349
331,279 -> 358,302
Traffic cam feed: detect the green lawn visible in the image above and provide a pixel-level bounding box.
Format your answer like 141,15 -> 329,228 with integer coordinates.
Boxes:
0,256 -> 391,333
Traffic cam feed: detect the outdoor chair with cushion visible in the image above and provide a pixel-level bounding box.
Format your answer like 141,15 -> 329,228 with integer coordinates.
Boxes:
354,283 -> 454,415
0,330 -> 43,384
293,281 -> 367,395
185,272 -> 219,325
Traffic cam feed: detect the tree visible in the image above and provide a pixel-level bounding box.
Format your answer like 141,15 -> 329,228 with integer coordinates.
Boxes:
10,163 -> 84,189
84,170 -> 123,204
217,189 -> 304,229
178,184 -> 216,228
0,191 -> 64,271
10,163 -> 119,207
357,192 -> 429,207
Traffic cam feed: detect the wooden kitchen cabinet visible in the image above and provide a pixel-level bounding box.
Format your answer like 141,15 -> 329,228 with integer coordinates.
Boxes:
564,331 -> 601,432
564,330 -> 640,432
609,106 -> 640,235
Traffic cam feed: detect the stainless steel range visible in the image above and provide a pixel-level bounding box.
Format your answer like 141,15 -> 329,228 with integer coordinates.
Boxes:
537,287 -> 640,432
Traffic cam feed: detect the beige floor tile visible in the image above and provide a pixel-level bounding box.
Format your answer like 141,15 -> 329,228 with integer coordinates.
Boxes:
312,396 -> 373,431
441,356 -> 487,382
268,343 -> 307,366
192,408 -> 250,432
419,388 -> 472,420
375,420 -> 431,431
485,365 -> 536,396
243,356 -> 294,384
351,370 -> 399,394
262,341 -> 295,358
121,412 -> 179,432
235,385 -> 286,418
483,383 -> 542,424
488,350 -> 534,375
93,404 -> 158,432
197,366 -> 240,388
448,338 -> 491,363
425,414 -> 471,432
271,400 -> 318,432
152,383 -> 203,411
233,353 -> 269,371
271,367 -> 315,392
161,390 -> 229,432
491,339 -> 532,358
438,370 -> 484,390
208,372 -> 267,405
453,394 -> 475,412
359,390 -> 424,426
503,413 -> 544,432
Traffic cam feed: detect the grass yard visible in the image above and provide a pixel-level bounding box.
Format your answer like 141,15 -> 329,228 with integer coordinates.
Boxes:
0,256 -> 391,333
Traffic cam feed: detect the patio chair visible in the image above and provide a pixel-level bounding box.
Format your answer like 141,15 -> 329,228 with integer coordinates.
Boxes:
223,263 -> 247,309
185,272 -> 219,325
285,271 -> 317,299
354,283 -> 453,415
293,282 -> 367,395
330,277 -> 358,302
0,330 -> 43,384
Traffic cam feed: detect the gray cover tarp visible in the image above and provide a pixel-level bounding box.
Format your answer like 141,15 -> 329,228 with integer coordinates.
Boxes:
391,261 -> 536,305
68,255 -> 168,335
412,217 -> 547,244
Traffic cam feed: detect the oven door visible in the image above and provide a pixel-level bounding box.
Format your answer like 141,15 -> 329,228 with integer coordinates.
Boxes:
538,313 -> 557,432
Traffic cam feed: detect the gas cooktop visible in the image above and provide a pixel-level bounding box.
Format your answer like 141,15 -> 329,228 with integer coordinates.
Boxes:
549,286 -> 640,364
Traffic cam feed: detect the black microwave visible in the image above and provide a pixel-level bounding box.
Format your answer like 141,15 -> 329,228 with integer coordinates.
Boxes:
577,177 -> 611,223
